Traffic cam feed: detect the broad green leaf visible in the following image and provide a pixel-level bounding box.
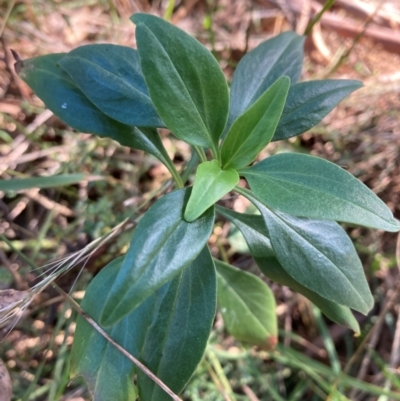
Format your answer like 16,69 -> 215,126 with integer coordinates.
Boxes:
221,76 -> 290,169
273,80 -> 363,141
19,54 -> 171,164
59,44 -> 163,127
240,153 -> 400,232
100,188 -> 215,326
137,247 -> 216,400
184,160 -> 238,222
228,32 -> 304,130
71,257 -> 138,401
215,259 -> 277,349
20,54 -> 133,138
72,248 -> 216,401
132,13 -> 229,149
238,193 -> 373,314
217,206 -> 360,332
0,173 -> 87,192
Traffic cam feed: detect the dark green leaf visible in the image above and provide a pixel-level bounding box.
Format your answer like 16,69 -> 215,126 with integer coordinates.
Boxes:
273,80 -> 363,141
70,257 -> 138,401
217,206 -> 360,332
228,32 -> 304,130
20,54 -> 131,138
59,44 -> 163,127
184,160 -> 239,222
72,248 -> 216,401
132,13 -> 229,149
215,259 -> 277,349
137,247 -> 216,400
0,174 -> 88,192
221,76 -> 290,169
19,54 -> 171,164
240,153 -> 400,232
100,188 -> 215,326
238,194 -> 373,314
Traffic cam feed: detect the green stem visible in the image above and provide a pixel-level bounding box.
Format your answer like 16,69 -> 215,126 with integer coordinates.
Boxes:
163,0 -> 175,21
181,151 -> 199,185
194,146 -> 207,163
304,0 -> 336,36
167,161 -> 184,188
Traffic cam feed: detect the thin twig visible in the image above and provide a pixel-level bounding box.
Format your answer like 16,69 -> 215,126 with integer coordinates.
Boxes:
53,283 -> 182,401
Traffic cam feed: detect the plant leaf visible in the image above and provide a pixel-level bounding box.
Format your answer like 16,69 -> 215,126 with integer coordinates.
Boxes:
19,54 -> 131,139
240,153 -> 400,232
137,247 -> 216,400
221,76 -> 290,169
71,249 -> 216,401
18,54 -> 170,163
100,188 -> 215,326
215,259 -> 277,350
238,194 -> 373,314
228,32 -> 304,130
59,44 -> 163,127
217,206 -> 360,332
273,79 -> 363,141
184,160 -> 239,222
132,13 -> 229,149
0,174 -> 88,192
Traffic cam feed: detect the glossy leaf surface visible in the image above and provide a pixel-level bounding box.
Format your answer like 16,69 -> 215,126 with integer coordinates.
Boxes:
19,54 -> 172,165
132,13 -> 229,149
72,249 -> 216,401
59,44 -> 163,127
215,259 -> 277,349
217,206 -> 360,332
100,188 -> 215,326
240,153 -> 400,232
184,160 -> 239,222
221,76 -> 290,169
228,32 -> 304,129
240,194 -> 374,314
20,54 -> 133,138
71,257 -> 137,401
273,79 -> 363,141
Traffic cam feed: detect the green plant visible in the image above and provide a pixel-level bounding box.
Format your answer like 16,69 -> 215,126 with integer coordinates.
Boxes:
13,12 -> 399,401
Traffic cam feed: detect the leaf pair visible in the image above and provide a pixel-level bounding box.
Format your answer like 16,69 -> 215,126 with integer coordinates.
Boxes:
18,46 -> 173,168
218,206 -> 362,332
72,249 -> 216,401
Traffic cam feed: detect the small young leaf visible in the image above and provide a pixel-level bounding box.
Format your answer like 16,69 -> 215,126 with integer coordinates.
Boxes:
132,13 -> 229,150
217,206 -> 360,332
59,44 -> 163,127
184,160 -> 239,222
72,249 -> 216,401
228,32 -> 304,130
238,195 -> 373,315
221,76 -> 290,169
273,79 -> 363,141
100,188 -> 215,326
240,153 -> 400,232
215,259 -> 277,350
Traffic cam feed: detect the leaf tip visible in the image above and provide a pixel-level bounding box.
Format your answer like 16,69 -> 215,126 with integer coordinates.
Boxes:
258,335 -> 278,351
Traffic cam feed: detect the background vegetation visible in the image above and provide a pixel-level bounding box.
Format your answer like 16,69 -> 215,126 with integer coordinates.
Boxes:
1,0 -> 400,400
